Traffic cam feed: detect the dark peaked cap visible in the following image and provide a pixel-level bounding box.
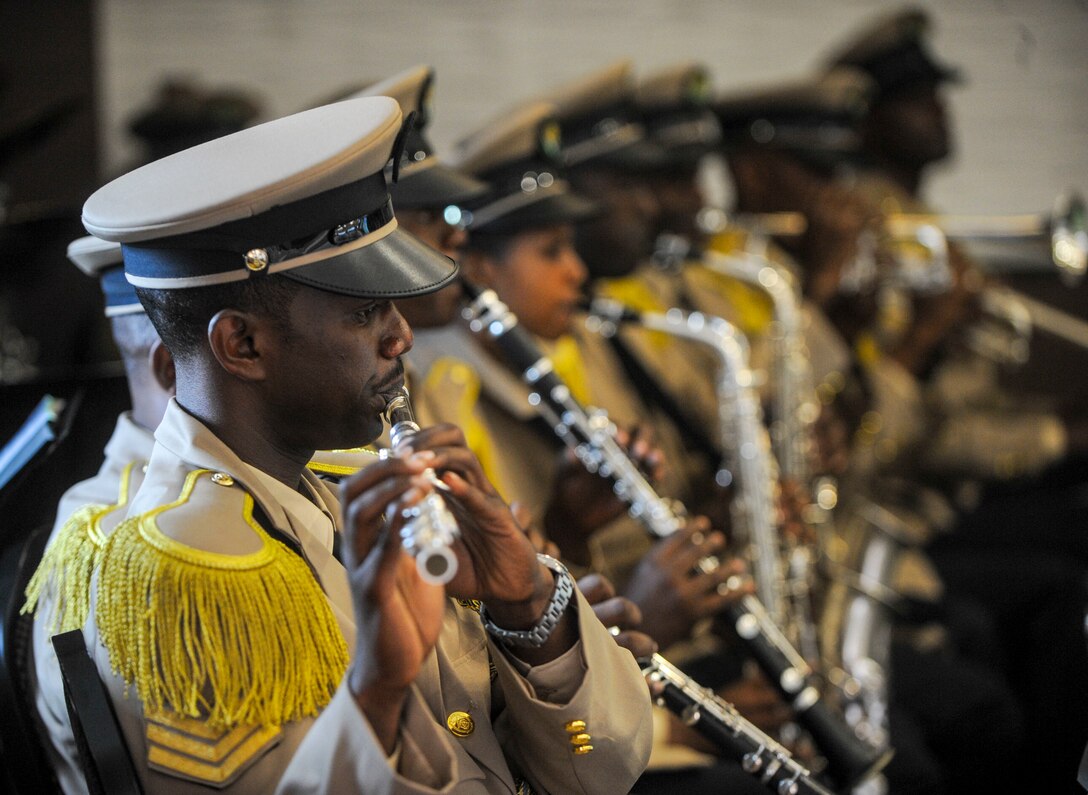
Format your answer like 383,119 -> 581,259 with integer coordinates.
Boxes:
823,7 -> 960,97
714,68 -> 875,157
352,65 -> 487,210
448,101 -> 598,234
67,236 -> 143,317
538,60 -> 666,171
82,97 -> 457,299
635,61 -> 721,168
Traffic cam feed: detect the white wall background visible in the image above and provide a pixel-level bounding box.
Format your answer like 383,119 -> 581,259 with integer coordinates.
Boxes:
97,0 -> 1088,214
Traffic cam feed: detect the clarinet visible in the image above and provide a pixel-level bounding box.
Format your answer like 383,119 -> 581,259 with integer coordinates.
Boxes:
461,283 -> 889,789
642,652 -> 837,795
382,387 -> 460,584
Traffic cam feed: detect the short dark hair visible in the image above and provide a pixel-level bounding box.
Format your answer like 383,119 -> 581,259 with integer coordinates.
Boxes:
135,276 -> 300,362
109,313 -> 161,383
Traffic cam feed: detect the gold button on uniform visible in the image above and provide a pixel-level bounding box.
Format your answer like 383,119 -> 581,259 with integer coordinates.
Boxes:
566,719 -> 592,754
211,472 -> 234,487
447,711 -> 475,738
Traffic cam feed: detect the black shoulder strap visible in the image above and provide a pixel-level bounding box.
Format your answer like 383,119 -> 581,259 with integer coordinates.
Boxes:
53,629 -> 143,795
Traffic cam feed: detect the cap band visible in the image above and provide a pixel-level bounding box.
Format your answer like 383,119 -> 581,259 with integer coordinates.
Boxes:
468,179 -> 571,230
122,175 -> 394,290
562,121 -> 644,167
99,265 -> 145,316
125,215 -> 399,290
654,115 -> 721,150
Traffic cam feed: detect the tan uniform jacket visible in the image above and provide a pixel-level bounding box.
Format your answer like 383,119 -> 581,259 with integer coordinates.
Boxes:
32,412 -> 155,795
44,400 -> 650,794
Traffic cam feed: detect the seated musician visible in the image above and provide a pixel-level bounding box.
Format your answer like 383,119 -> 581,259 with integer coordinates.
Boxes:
35,95 -> 652,793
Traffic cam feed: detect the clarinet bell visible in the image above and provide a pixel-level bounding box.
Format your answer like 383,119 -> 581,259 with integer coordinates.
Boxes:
802,697 -> 893,789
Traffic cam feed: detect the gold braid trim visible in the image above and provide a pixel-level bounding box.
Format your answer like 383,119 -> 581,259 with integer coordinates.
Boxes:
22,462 -> 141,633
96,469 -> 349,731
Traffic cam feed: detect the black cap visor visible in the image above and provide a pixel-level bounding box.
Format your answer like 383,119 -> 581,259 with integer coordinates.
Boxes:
393,160 -> 489,210
282,223 -> 458,298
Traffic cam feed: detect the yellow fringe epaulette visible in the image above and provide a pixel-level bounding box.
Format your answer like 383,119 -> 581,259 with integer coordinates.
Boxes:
95,469 -> 348,731
22,462 -> 141,634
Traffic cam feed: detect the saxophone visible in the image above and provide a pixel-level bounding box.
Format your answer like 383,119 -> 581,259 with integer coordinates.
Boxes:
818,497 -> 917,755
582,298 -> 787,630
699,249 -> 823,660
701,247 -> 896,766
461,282 -> 889,790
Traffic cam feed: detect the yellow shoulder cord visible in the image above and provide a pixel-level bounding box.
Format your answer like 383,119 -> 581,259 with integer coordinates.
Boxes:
549,335 -> 591,406
703,227 -> 775,334
424,357 -> 509,496
95,469 -> 348,731
596,276 -> 671,349
306,447 -> 380,477
22,461 -> 140,633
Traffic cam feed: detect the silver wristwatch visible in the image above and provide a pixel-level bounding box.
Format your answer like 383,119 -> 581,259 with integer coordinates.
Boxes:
480,554 -> 574,648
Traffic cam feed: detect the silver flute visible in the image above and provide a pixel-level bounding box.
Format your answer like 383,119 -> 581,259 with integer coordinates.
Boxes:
461,283 -> 888,789
382,387 -> 460,585
642,652 -> 836,795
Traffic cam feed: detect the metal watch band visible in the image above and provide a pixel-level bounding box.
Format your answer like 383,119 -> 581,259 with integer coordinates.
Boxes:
480,553 -> 574,648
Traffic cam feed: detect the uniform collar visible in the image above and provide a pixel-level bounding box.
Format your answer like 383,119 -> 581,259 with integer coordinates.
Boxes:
152,399 -> 338,538
102,411 -> 156,469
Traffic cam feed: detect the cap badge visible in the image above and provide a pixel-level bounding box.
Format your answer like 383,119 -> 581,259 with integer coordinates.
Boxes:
539,121 -> 562,159
685,70 -> 711,105
244,249 -> 269,272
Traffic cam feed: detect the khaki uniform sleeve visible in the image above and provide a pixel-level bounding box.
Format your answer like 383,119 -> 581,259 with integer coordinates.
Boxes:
489,589 -> 652,795
276,684 -> 460,794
